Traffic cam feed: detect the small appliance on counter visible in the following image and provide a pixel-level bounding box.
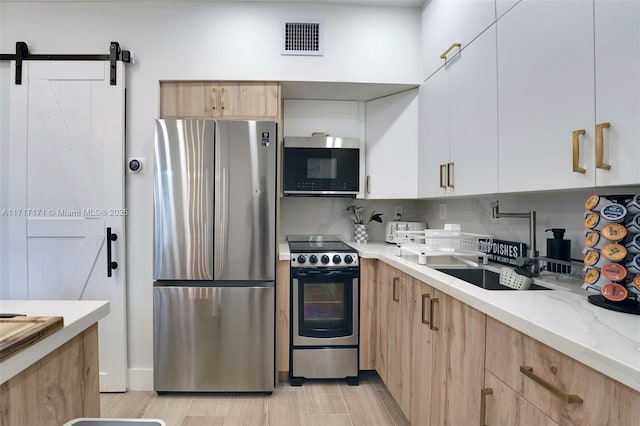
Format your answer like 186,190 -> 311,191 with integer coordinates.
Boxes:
385,221 -> 427,243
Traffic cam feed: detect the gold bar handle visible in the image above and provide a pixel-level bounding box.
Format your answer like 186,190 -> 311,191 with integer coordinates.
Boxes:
211,88 -> 217,110
421,293 -> 431,325
447,162 -> 454,188
439,164 -> 447,188
572,129 -> 586,173
480,388 -> 493,426
596,122 -> 611,170
392,277 -> 400,302
429,297 -> 439,331
440,42 -> 461,60
520,366 -> 583,404
366,175 -> 371,194
220,87 -> 225,110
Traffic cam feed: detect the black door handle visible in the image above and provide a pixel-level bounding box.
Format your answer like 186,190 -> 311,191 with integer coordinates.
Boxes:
107,227 -> 118,277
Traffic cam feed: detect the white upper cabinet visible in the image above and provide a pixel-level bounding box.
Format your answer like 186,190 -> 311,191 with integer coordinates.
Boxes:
419,25 -> 499,198
421,0 -> 496,80
594,0 -> 640,187
365,89 -> 419,199
497,0 -> 596,192
496,0 -> 521,19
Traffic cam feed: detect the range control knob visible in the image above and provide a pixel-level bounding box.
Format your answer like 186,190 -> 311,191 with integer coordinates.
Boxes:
296,255 -> 306,264
309,255 -> 318,264
320,255 -> 330,265
344,255 -> 354,264
333,255 -> 342,264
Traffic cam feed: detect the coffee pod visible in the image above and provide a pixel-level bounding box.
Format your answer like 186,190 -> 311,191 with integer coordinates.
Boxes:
626,214 -> 640,234
600,223 -> 628,242
584,212 -> 602,230
584,249 -> 607,268
601,242 -> 627,263
626,194 -> 640,215
600,203 -> 627,224
585,194 -> 614,212
629,275 -> 640,296
584,231 -> 605,250
601,282 -> 628,302
583,267 -> 606,289
625,234 -> 640,254
626,254 -> 640,274
601,262 -> 627,282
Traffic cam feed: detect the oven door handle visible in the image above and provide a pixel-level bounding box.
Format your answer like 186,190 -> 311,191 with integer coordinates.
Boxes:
295,270 -> 354,278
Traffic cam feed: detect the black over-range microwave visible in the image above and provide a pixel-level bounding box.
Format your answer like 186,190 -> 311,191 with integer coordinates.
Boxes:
282,136 -> 364,197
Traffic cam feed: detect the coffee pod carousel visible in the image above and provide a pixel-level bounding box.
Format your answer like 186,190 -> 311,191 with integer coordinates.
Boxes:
582,193 -> 640,314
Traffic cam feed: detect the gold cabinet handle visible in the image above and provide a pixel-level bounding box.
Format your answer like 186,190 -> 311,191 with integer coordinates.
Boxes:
220,87 -> 225,110
429,297 -> 439,330
440,42 -> 461,60
447,162 -> 454,188
439,164 -> 447,188
519,366 -> 583,404
211,88 -> 217,110
596,122 -> 611,170
392,277 -> 400,302
421,293 -> 431,325
572,129 -> 586,173
366,175 -> 371,194
480,388 -> 493,426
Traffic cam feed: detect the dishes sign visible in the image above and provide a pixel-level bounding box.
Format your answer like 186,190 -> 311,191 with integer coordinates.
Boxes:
479,239 -> 527,266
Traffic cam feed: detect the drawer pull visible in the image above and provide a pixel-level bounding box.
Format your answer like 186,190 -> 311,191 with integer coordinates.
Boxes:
596,122 -> 611,170
440,42 -> 461,59
421,293 -> 430,325
211,87 -> 216,110
429,297 -> 439,331
519,366 -> 583,404
572,129 -> 586,173
392,277 -> 400,302
480,387 -> 493,426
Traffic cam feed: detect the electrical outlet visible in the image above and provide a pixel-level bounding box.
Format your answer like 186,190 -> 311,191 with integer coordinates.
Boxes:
394,206 -> 402,219
439,203 -> 447,220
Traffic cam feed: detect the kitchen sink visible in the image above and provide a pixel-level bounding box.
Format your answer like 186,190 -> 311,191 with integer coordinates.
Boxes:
435,268 -> 552,291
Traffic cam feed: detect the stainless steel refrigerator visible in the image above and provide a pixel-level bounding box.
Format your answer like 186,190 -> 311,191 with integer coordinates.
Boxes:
153,119 -> 276,392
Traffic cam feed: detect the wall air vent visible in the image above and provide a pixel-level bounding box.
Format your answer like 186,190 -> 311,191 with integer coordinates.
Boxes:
282,19 -> 324,56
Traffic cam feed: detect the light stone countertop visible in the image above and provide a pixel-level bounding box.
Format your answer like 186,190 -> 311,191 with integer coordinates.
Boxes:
279,240 -> 640,392
0,300 -> 110,384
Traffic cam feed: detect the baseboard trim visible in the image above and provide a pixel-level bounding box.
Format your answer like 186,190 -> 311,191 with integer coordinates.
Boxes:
127,368 -> 154,391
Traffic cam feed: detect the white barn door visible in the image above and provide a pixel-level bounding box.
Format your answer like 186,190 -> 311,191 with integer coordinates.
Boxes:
7,60 -> 127,392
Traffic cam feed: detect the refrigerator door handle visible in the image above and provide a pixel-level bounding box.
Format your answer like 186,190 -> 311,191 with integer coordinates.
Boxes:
218,167 -> 229,280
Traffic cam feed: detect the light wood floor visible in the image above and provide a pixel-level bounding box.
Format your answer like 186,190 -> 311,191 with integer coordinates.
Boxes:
100,372 -> 409,426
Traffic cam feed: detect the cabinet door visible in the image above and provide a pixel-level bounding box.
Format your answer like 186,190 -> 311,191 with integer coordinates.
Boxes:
160,81 -> 211,118
410,280 -> 435,425
386,271 -> 413,418
421,0 -> 496,80
594,0 -> 640,186
448,25 -> 498,196
217,82 -> 280,119
365,89 -> 419,199
375,262 -> 391,384
497,0 -> 595,192
276,260 -> 290,377
418,69 -> 450,198
359,259 -> 376,370
484,371 -> 558,426
430,291 -> 486,426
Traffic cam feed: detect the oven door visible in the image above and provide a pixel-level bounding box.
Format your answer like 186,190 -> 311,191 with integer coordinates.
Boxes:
292,269 -> 359,346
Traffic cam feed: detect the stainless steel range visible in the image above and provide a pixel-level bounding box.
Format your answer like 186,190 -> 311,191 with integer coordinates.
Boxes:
288,236 -> 360,386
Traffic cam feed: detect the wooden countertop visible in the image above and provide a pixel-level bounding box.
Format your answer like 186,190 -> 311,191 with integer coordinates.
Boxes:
0,316 -> 64,361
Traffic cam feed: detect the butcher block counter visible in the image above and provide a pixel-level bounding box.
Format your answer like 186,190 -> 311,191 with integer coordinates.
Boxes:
0,300 -> 109,426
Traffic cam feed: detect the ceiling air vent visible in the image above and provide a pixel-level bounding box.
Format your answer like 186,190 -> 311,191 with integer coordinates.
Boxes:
282,19 -> 324,56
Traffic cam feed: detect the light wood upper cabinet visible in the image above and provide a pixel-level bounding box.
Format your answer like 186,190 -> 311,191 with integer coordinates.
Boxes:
486,317 -> 640,426
160,81 -> 280,120
365,89 -> 419,199
593,0 -> 640,186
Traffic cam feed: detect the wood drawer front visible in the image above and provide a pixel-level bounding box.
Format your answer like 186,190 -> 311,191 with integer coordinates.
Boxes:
486,317 -> 640,426
484,371 -> 558,426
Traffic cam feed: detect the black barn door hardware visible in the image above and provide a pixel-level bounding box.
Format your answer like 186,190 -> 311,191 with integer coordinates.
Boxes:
106,227 -> 118,277
0,41 -> 131,85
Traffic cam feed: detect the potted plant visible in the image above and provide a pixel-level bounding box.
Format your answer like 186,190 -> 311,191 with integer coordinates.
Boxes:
347,205 -> 383,243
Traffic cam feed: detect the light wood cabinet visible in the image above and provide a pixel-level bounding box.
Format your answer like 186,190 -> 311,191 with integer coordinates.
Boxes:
485,317 -> 640,425
365,89 -> 419,199
160,81 -> 280,120
375,261 -> 390,384
418,24 -> 498,197
276,260 -> 290,380
410,279 -> 435,425
359,258 -> 377,370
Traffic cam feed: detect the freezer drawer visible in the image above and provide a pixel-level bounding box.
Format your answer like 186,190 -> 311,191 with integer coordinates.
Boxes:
153,282 -> 275,392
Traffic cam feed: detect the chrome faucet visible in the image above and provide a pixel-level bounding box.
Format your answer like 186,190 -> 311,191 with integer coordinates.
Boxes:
490,200 -> 539,276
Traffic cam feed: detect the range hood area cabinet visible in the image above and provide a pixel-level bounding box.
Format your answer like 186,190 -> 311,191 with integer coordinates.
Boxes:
497,0 -> 639,192
160,81 -> 281,120
365,89 -> 419,199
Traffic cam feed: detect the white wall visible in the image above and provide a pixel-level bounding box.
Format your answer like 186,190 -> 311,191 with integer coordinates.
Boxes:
0,1 -> 421,390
